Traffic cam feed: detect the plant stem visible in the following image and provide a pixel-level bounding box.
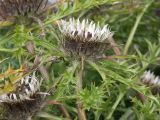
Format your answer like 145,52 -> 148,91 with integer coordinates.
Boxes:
123,0 -> 153,55
109,37 -> 121,55
25,41 -> 49,81
57,104 -> 71,119
137,92 -> 146,103
76,56 -> 86,120
106,91 -> 125,120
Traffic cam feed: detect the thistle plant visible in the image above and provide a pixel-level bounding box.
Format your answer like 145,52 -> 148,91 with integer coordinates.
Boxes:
0,0 -> 159,120
57,18 -> 115,120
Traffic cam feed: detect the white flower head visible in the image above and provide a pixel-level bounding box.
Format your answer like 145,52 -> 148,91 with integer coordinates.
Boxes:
0,73 -> 41,103
58,18 -> 114,57
141,70 -> 160,86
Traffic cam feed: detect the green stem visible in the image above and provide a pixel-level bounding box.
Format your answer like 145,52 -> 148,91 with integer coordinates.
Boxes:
106,91 -> 125,120
123,0 -> 153,55
0,48 -> 18,52
76,56 -> 86,120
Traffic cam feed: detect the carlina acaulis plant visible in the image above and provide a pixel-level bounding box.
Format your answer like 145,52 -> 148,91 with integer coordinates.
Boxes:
0,72 -> 48,120
58,18 -> 113,59
0,0 -> 54,25
58,18 -> 114,120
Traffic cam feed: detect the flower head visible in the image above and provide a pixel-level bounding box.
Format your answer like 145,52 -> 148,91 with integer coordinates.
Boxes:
0,73 -> 40,103
0,72 -> 50,120
141,70 -> 160,86
58,18 -> 113,58
0,0 -> 51,24
141,70 -> 160,95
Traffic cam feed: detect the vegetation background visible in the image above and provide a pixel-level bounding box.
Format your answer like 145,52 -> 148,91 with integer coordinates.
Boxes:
0,0 -> 160,120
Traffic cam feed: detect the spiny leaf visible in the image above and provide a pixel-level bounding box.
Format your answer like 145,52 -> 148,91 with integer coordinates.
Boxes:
0,65 -> 28,94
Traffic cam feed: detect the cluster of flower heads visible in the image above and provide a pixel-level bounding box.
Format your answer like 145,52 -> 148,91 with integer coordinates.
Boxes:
0,73 -> 40,103
58,18 -> 113,58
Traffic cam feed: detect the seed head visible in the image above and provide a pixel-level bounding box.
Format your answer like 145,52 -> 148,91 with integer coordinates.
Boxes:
58,18 -> 113,58
0,94 -> 44,120
0,72 -> 50,120
0,0 -> 51,24
0,73 -> 40,103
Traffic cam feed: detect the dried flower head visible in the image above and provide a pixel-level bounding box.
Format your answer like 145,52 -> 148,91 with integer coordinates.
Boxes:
58,18 -> 113,58
0,72 -> 50,120
0,94 -> 44,120
0,0 -> 51,24
141,70 -> 160,95
0,73 -> 40,103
